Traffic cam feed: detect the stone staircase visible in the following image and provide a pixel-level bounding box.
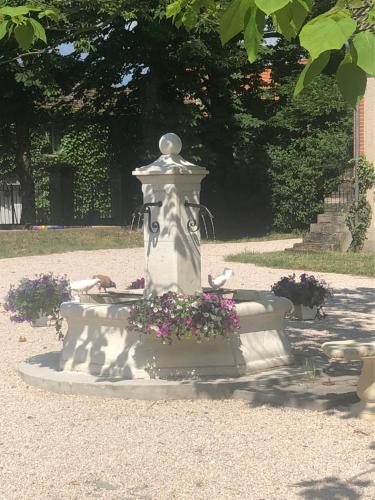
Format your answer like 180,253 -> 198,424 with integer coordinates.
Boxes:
292,211 -> 352,252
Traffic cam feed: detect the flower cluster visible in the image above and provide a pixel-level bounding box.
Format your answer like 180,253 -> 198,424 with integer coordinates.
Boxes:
128,277 -> 145,289
271,273 -> 331,308
4,274 -> 71,323
128,291 -> 240,343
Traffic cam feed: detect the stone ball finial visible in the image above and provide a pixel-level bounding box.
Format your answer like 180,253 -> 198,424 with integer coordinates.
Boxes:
159,133 -> 182,155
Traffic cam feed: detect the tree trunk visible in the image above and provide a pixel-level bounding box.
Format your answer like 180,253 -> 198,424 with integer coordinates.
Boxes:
15,117 -> 36,225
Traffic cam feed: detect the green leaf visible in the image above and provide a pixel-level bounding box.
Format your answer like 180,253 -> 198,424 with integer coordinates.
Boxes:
244,5 -> 266,62
255,0 -> 291,16
14,22 -> 34,50
273,0 -> 311,39
352,31 -> 375,76
274,4 -> 296,40
28,18 -> 46,43
38,8 -> 60,21
166,1 -> 182,19
294,51 -> 331,97
0,20 -> 8,40
0,6 -> 30,17
220,0 -> 251,45
336,54 -> 367,107
300,13 -> 357,60
291,0 -> 311,32
182,7 -> 198,30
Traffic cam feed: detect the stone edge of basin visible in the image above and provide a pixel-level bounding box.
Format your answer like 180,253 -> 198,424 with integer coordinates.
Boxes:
18,351 -> 358,410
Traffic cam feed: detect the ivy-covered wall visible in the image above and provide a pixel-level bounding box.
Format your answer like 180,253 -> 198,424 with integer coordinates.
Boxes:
58,125 -> 112,220
0,124 -> 113,222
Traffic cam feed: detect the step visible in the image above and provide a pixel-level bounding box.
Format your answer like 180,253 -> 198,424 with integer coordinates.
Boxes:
310,222 -> 348,233
317,213 -> 346,224
303,232 -> 338,243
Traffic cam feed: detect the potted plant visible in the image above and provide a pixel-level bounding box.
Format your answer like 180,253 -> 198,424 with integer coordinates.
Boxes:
4,274 -> 71,328
128,291 -> 240,343
271,273 -> 331,320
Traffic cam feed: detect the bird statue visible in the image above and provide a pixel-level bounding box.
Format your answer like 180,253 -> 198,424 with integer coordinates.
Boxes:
208,268 -> 234,290
92,274 -> 117,293
70,278 -> 101,296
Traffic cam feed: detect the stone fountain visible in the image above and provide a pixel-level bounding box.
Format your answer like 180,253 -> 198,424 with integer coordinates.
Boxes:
19,134 -> 294,398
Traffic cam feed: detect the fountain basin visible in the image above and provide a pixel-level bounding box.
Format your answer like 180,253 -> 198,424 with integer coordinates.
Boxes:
58,292 -> 293,379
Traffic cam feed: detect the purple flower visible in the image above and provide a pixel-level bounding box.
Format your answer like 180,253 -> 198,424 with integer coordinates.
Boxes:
3,273 -> 71,326
128,291 -> 240,342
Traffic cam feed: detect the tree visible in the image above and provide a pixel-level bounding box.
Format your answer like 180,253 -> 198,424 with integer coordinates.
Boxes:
3,1 -> 375,107
166,0 -> 375,107
266,75 -> 352,230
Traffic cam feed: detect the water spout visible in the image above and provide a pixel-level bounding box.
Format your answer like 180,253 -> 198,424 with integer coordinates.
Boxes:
184,201 -> 215,241
130,205 -> 144,231
140,202 -> 162,234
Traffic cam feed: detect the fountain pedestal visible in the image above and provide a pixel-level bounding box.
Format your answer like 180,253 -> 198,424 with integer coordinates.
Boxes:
133,133 -> 208,296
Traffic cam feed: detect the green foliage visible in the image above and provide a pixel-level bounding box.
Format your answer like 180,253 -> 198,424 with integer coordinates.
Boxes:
1,124 -> 112,222
346,156 -> 375,251
352,31 -> 375,76
294,51 -> 330,97
0,125 -> 16,178
336,52 -> 367,107
267,75 -> 352,231
58,125 -> 112,220
0,4 -> 60,51
166,0 -> 375,106
299,9 -> 357,60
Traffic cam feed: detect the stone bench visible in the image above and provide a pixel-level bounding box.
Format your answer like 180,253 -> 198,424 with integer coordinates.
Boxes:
322,339 -> 375,420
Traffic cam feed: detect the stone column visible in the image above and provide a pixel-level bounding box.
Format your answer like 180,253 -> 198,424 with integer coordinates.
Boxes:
133,134 -> 209,296
363,77 -> 375,252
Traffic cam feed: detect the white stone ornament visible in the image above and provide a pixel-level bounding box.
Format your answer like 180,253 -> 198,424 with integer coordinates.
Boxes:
208,268 -> 234,289
159,133 -> 182,155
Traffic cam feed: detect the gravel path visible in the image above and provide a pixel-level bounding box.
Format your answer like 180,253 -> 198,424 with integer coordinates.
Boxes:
1,239 -> 375,500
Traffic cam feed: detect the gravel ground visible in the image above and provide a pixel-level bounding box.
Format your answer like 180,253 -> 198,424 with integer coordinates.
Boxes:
1,239 -> 375,500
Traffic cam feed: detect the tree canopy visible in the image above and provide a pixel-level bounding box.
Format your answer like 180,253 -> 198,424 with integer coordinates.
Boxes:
1,1 -> 374,105
166,0 -> 375,106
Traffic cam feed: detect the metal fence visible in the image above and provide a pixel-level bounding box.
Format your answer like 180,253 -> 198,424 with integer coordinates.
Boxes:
324,170 -> 355,212
0,183 -> 22,225
1,180 -> 114,226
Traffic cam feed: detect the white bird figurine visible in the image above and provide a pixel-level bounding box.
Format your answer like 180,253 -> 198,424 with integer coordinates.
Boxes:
70,278 -> 101,295
208,268 -> 234,290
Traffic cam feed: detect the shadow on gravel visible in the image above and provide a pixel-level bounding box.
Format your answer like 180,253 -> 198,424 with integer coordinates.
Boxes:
295,476 -> 371,499
287,287 -> 375,377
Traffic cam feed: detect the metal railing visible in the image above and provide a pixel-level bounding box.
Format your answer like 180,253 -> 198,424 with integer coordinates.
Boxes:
0,183 -> 22,225
324,170 -> 355,212
1,181 -> 113,226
